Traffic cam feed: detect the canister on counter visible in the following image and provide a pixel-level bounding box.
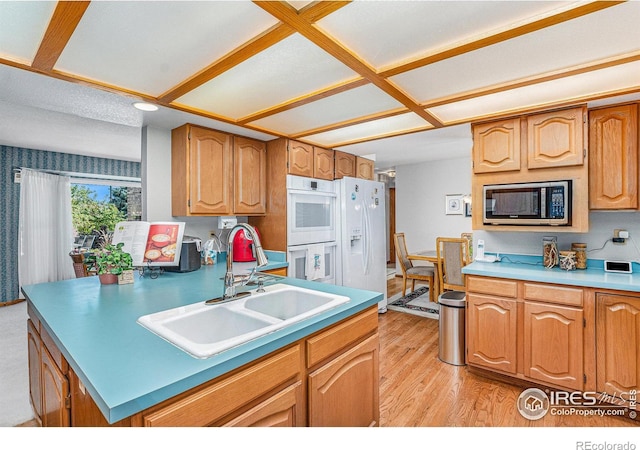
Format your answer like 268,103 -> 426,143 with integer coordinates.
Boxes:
571,243 -> 587,269
559,251 -> 577,271
543,236 -> 558,268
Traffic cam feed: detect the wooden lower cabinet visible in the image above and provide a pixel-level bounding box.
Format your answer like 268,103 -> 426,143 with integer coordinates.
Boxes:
27,318 -> 70,427
466,276 -> 586,391
467,293 -> 517,374
308,334 -> 379,427
37,306 -> 379,427
597,293 -> 640,409
523,301 -> 583,390
222,381 -> 303,427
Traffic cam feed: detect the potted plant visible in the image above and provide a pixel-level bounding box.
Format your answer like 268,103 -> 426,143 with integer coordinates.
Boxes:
92,242 -> 134,285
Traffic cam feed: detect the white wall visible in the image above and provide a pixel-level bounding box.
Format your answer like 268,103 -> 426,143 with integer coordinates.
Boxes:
475,211 -> 640,263
395,156 -> 473,259
395,152 -> 640,264
141,126 -> 231,244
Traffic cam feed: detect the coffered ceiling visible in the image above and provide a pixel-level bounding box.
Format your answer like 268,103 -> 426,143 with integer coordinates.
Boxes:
1,1 -> 640,170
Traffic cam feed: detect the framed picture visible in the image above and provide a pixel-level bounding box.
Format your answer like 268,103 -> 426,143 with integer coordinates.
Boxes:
465,202 -> 472,217
445,194 -> 464,215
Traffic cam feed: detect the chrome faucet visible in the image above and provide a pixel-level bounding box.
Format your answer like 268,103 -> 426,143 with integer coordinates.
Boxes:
223,223 -> 268,300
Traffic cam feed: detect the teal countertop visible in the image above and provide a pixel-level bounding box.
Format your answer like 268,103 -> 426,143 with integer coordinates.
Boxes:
463,255 -> 640,292
22,252 -> 382,424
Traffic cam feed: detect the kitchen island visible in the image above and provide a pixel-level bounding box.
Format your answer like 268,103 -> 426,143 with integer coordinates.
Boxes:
23,254 -> 382,426
462,256 -> 640,417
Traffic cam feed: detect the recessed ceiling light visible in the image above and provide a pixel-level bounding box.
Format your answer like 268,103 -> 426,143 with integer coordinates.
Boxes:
133,102 -> 158,112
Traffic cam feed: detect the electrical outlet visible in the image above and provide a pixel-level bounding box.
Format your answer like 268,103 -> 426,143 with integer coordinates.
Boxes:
613,229 -> 627,244
209,231 -> 216,239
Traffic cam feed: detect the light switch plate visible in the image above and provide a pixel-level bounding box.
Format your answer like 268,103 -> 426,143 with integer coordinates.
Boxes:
604,260 -> 632,273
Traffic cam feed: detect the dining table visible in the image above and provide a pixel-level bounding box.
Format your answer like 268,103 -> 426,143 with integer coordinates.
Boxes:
408,250 -> 440,300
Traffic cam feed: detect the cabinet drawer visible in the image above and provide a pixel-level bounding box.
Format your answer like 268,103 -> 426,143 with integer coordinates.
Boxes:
306,307 -> 378,368
143,344 -> 301,427
40,325 -> 67,375
221,381 -> 303,427
523,282 -> 583,307
467,276 -> 517,298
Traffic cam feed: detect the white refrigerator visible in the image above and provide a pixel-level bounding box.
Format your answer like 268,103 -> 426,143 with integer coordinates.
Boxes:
336,177 -> 387,313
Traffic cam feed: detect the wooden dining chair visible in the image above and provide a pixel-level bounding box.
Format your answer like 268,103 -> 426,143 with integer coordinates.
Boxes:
460,232 -> 473,263
436,237 -> 470,295
394,233 -> 435,301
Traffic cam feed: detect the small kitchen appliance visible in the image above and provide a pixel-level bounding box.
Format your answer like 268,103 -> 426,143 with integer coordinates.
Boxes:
164,236 -> 202,273
232,227 -> 260,262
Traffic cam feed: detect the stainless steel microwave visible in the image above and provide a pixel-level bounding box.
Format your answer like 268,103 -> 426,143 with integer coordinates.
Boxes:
483,180 -> 571,226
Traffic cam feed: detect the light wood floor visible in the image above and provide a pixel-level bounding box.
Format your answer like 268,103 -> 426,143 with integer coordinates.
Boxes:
380,275 -> 636,427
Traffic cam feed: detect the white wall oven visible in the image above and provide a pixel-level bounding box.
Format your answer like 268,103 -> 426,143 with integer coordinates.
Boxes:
286,175 -> 337,284
287,242 -> 338,285
286,175 -> 336,247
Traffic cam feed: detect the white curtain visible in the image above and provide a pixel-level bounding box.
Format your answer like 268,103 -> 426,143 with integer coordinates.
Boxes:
18,169 -> 76,292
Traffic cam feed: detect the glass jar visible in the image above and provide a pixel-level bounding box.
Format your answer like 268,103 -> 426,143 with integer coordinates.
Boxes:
543,236 -> 558,268
559,251 -> 577,271
571,243 -> 587,269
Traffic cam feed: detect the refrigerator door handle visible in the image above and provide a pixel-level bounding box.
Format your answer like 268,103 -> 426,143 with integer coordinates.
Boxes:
362,199 -> 371,275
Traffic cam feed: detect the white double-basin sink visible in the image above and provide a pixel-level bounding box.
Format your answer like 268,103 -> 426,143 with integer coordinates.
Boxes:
137,283 -> 350,359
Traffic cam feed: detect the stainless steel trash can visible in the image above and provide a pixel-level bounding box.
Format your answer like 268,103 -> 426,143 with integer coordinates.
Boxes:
438,291 -> 466,366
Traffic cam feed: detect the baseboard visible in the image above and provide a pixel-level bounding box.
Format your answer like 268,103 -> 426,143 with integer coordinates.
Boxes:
0,299 -> 25,307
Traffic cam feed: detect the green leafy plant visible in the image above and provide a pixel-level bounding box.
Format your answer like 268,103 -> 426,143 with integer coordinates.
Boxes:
92,242 -> 133,275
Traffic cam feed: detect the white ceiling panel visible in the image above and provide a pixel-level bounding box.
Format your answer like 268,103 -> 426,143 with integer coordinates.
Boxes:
304,112 -> 430,147
56,1 -> 279,95
336,124 -> 472,170
0,1 -> 55,64
175,33 -> 359,119
248,84 -> 403,134
393,1 -> 640,103
316,1 -> 570,69
430,61 -> 640,123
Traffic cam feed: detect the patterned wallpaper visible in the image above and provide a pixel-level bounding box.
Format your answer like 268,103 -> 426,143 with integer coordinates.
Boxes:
0,146 -> 141,303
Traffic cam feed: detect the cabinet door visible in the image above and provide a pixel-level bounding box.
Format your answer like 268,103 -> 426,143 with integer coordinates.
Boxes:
308,334 -> 379,427
313,147 -> 334,181
288,141 -> 314,177
188,126 -> 233,215
334,150 -> 356,179
597,294 -> 640,408
527,106 -> 585,169
472,118 -> 521,173
234,136 -> 266,215
467,294 -> 517,374
41,344 -> 70,427
27,320 -> 42,423
523,301 -> 583,390
356,157 -> 374,180
589,104 -> 638,209
222,381 -> 303,427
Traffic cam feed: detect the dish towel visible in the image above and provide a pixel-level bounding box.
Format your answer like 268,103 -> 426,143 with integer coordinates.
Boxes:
306,244 -> 325,281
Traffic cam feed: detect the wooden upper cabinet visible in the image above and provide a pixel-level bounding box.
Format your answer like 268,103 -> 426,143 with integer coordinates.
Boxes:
172,124 -> 266,216
234,136 -> 267,215
589,104 -> 638,210
527,106 -> 586,169
313,147 -> 334,181
172,124 -> 233,216
472,118 -> 521,173
356,157 -> 375,180
334,151 -> 356,179
288,141 -> 314,177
